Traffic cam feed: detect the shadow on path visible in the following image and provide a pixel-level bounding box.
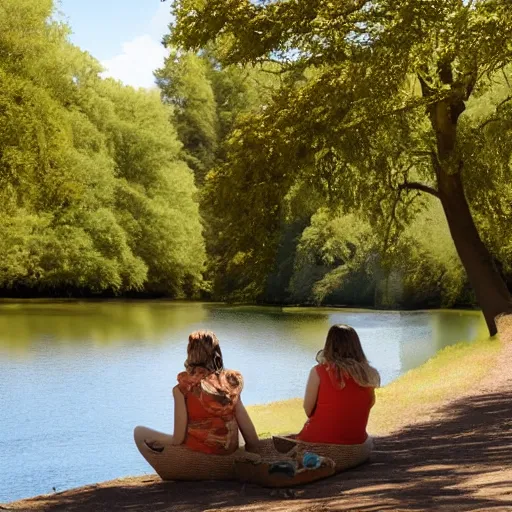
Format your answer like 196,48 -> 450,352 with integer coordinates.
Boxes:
7,388 -> 512,512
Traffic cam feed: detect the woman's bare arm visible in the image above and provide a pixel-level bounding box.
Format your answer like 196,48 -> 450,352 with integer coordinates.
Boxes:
370,388 -> 376,408
172,385 -> 187,445
235,399 -> 260,453
303,367 -> 320,417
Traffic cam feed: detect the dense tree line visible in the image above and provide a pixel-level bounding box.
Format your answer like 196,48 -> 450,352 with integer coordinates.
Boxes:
153,47 -> 475,311
0,0 -> 205,296
3,0 -> 512,331
168,0 -> 512,334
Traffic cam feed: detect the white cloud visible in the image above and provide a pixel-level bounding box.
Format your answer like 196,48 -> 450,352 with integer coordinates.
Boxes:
149,2 -> 175,42
101,35 -> 168,89
100,4 -> 174,89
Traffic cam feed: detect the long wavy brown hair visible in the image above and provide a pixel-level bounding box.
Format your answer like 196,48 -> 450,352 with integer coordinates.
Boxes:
316,324 -> 380,389
185,330 -> 224,374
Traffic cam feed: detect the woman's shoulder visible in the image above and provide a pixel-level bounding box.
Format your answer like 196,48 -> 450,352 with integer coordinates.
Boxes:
313,363 -> 329,375
176,370 -> 189,384
223,368 -> 243,377
366,365 -> 381,388
177,369 -> 244,399
199,369 -> 243,406
176,370 -> 198,394
346,365 -> 381,389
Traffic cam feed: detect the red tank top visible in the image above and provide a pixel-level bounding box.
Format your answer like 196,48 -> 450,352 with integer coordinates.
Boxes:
297,364 -> 374,445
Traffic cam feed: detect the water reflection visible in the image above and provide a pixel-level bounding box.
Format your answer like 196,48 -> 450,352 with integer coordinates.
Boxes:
0,301 -> 208,355
398,311 -> 487,374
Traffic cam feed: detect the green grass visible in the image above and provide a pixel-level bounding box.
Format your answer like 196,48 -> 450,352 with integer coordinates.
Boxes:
248,335 -> 502,438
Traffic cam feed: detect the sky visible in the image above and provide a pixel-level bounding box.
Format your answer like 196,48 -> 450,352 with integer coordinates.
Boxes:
56,0 -> 173,89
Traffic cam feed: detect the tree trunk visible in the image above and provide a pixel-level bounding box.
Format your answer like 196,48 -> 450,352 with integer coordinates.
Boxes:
422,69 -> 512,335
437,169 -> 512,336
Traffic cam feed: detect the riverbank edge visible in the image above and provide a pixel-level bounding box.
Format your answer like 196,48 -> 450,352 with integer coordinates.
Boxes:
0,296 -> 481,314
4,326 -> 504,509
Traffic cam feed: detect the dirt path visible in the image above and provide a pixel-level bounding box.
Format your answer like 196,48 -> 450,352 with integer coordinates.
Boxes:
5,327 -> 512,512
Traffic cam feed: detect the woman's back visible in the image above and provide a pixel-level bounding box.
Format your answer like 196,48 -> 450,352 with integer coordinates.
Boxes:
298,364 -> 374,445
177,368 -> 243,454
134,329 -> 260,474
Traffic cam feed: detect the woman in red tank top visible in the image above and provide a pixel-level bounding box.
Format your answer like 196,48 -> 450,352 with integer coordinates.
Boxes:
297,324 -> 380,445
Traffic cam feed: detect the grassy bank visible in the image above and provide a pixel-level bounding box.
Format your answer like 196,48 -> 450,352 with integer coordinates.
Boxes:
248,334 -> 501,438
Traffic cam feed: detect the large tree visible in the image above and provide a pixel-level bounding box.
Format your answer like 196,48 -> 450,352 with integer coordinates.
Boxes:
169,0 -> 512,334
155,47 -> 281,297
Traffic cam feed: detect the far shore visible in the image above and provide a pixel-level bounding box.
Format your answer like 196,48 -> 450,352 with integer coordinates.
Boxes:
0,296 -> 482,313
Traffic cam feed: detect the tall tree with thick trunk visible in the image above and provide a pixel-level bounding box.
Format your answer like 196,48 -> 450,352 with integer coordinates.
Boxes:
412,59 -> 512,334
168,0 -> 512,334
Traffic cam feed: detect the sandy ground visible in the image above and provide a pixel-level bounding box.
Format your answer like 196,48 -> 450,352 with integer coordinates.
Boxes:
4,326 -> 512,512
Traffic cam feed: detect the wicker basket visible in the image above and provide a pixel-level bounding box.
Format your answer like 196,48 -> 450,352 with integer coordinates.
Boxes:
135,437 -> 370,483
136,441 -> 258,481
234,443 -> 336,488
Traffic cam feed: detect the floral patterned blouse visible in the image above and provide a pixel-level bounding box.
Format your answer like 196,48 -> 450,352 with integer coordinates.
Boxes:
177,367 -> 244,455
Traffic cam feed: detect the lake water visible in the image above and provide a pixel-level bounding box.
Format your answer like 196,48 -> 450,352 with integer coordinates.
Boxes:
0,301 -> 486,503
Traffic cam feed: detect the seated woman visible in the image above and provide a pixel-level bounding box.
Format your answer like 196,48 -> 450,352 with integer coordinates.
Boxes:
134,330 -> 260,460
296,324 -> 380,445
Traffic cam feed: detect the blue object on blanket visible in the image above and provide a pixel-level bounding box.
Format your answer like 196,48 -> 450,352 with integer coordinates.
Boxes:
303,452 -> 322,469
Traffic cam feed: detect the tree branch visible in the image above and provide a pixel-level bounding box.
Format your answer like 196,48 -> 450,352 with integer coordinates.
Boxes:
383,192 -> 401,251
502,68 -> 511,90
334,0 -> 373,17
410,150 -> 434,158
478,95 -> 512,131
398,181 -> 440,198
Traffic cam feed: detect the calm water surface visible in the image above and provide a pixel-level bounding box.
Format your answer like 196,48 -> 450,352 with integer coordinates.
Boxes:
0,301 -> 485,502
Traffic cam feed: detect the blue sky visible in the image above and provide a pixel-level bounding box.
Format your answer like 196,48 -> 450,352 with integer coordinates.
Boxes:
56,0 -> 173,88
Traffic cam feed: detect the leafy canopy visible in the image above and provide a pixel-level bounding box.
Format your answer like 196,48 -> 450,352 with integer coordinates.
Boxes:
169,0 -> 512,304
0,0 -> 205,296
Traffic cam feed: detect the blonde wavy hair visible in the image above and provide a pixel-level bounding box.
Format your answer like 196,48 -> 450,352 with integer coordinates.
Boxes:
185,330 -> 224,374
316,324 -> 380,389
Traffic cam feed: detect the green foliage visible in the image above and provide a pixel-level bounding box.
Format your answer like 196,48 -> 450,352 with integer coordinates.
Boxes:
156,53 -> 219,181
170,0 -> 512,323
289,209 -> 376,305
287,200 -> 466,309
3,0 -> 511,309
383,203 -> 468,308
155,48 -> 280,181
155,46 -> 283,297
461,67 -> 512,276
0,0 -> 205,296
